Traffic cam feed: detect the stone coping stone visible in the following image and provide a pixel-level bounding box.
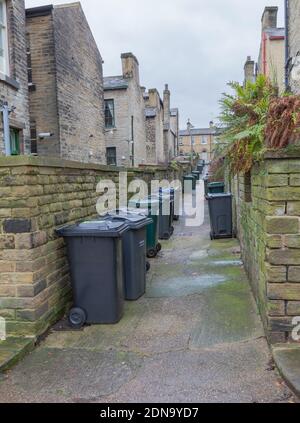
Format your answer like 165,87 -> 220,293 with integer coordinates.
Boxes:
272,344 -> 300,398
0,156 -> 170,173
264,146 -> 300,159
0,337 -> 35,372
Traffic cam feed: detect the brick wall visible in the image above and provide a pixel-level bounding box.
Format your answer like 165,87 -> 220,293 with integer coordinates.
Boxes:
288,0 -> 300,94
0,156 -> 182,339
232,151 -> 300,344
0,0 -> 30,154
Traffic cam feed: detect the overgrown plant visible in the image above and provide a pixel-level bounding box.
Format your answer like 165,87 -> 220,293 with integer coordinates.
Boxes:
218,75 -> 276,173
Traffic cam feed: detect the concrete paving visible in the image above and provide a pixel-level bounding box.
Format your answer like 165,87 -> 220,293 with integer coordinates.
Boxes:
0,206 -> 297,403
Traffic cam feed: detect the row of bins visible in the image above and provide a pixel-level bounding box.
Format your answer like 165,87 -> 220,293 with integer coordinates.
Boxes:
57,189 -> 178,328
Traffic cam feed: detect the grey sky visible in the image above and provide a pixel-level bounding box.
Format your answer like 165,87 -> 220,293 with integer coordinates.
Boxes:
25,0 -> 284,129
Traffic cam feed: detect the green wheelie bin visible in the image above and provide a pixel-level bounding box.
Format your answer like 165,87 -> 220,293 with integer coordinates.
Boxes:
128,196 -> 161,258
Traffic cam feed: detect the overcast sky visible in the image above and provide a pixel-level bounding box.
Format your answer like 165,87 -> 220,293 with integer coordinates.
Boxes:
25,0 -> 284,128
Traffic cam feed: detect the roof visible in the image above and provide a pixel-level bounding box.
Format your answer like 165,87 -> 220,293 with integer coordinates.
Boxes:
179,127 -> 218,136
104,76 -> 129,91
145,108 -> 157,118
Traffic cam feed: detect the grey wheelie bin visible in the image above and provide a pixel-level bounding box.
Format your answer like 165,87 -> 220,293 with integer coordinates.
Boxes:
104,211 -> 152,301
207,193 -> 233,240
154,191 -> 174,240
56,220 -> 129,328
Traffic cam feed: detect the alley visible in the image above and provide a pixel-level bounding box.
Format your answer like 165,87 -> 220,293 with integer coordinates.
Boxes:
0,204 -> 296,403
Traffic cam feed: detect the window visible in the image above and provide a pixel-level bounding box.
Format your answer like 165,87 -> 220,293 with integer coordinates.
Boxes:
106,147 -> 117,166
191,136 -> 195,145
201,136 -> 207,145
30,121 -> 37,154
0,0 -> 9,76
10,128 -> 20,155
104,99 -> 115,128
179,137 -> 183,146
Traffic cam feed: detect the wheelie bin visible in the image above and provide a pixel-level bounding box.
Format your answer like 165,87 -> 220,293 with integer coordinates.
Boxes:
183,174 -> 196,192
128,196 -> 161,258
207,182 -> 225,194
103,210 -> 152,301
56,220 -> 129,328
192,170 -> 201,181
207,193 -> 233,240
159,186 -> 181,221
155,190 -> 174,240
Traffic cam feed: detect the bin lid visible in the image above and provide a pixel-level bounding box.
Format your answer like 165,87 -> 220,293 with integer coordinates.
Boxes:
104,210 -> 153,230
56,220 -> 129,238
206,193 -> 232,199
208,181 -> 225,187
184,174 -> 195,179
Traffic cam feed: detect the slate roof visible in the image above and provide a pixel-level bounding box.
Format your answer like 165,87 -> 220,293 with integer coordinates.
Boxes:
179,127 -> 218,136
104,76 -> 129,91
265,28 -> 285,38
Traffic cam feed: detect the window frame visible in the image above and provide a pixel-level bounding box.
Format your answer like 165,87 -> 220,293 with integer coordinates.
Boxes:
106,147 -> 117,166
0,0 -> 10,77
9,128 -> 21,156
201,136 -> 208,145
104,99 -> 116,129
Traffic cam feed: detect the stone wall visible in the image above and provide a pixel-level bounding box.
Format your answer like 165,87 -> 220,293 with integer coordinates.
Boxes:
0,156 -> 182,339
288,0 -> 300,94
0,0 -> 30,154
26,3 -> 106,163
232,151 -> 300,344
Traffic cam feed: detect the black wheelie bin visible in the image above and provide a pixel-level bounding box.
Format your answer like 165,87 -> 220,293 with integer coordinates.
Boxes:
56,220 -> 129,328
104,210 -> 152,301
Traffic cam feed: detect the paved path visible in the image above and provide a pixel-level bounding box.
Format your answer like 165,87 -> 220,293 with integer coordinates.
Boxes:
0,207 -> 296,403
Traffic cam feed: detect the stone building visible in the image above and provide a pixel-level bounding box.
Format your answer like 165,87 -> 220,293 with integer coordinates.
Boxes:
0,0 -> 30,156
144,88 -> 165,165
257,6 -> 285,93
144,85 -> 179,165
104,53 -> 147,167
178,122 -> 218,163
285,0 -> 300,93
26,3 -> 105,164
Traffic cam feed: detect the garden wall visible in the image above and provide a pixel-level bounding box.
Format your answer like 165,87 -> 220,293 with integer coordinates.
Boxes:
232,150 -> 300,344
0,156 -> 184,339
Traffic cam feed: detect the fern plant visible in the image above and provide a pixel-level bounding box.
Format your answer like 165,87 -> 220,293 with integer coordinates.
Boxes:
218,75 -> 276,173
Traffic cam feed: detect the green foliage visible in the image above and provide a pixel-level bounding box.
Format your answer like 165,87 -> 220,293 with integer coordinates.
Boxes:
218,75 -> 276,173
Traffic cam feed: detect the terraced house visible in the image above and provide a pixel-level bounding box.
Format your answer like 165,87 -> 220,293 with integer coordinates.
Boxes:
25,3 -> 106,163
178,122 -> 218,163
0,0 -> 30,156
104,53 -> 147,167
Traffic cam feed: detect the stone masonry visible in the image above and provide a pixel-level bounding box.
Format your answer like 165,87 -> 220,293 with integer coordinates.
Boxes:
287,0 -> 300,94
0,0 -> 30,155
104,53 -> 147,167
232,151 -> 300,344
26,3 -> 105,163
0,156 -> 182,339
144,88 -> 165,165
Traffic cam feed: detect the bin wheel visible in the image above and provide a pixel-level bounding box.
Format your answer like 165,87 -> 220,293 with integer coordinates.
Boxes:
170,226 -> 174,235
156,243 -> 162,252
69,307 -> 86,329
210,233 -> 214,240
147,249 -> 157,259
146,261 -> 151,272
163,232 -> 171,240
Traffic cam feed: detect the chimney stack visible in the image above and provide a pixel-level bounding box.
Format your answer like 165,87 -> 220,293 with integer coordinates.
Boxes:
121,52 -> 140,85
244,56 -> 255,84
261,6 -> 278,31
163,84 -> 170,126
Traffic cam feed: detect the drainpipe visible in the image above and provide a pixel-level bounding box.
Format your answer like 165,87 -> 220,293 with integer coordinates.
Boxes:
0,102 -> 11,156
263,32 -> 267,75
285,0 -> 290,90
